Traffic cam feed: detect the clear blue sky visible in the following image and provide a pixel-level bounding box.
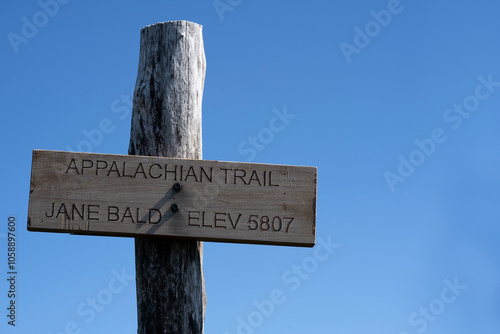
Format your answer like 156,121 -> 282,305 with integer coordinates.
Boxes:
2,0 -> 500,333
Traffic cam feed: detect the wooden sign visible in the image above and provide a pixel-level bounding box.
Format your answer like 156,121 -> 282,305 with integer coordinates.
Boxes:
27,150 -> 317,247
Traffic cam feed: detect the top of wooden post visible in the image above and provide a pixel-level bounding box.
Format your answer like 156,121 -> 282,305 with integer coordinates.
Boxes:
142,20 -> 203,30
129,20 -> 206,159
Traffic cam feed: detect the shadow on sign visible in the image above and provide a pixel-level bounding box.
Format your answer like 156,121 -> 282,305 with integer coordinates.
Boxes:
138,185 -> 178,234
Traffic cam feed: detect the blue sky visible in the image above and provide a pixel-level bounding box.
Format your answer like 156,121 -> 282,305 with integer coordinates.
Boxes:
2,0 -> 500,333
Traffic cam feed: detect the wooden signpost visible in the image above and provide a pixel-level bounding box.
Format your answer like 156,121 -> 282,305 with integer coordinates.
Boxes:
27,21 -> 318,333
28,150 -> 316,247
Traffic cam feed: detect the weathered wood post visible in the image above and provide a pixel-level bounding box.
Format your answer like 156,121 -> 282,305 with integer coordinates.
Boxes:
128,21 -> 206,333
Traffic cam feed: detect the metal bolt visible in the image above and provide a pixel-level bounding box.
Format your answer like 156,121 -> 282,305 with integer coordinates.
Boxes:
171,203 -> 179,212
173,183 -> 182,191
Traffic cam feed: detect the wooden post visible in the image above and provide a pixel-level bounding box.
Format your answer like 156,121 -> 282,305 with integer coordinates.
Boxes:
128,21 -> 206,334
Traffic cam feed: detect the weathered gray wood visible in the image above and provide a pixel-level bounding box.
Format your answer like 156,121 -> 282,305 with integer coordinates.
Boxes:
27,150 -> 317,246
129,21 -> 206,334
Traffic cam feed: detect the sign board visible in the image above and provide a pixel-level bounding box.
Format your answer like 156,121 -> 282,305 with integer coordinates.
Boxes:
27,150 -> 317,247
